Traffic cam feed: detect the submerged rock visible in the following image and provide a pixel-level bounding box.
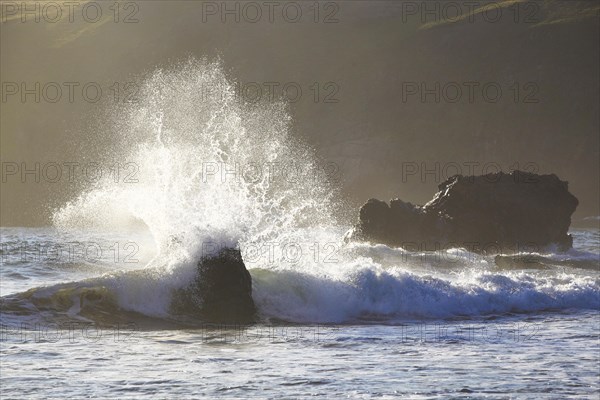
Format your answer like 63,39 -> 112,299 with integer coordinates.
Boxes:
346,171 -> 579,253
172,248 -> 256,323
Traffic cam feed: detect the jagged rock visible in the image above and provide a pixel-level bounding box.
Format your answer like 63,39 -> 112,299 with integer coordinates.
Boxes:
346,171 -> 579,253
172,248 -> 256,323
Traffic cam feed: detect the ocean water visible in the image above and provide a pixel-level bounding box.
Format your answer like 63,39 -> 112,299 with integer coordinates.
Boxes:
1,227 -> 599,398
1,60 -> 599,398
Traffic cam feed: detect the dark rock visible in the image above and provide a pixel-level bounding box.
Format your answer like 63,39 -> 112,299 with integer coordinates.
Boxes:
172,248 -> 256,323
346,171 -> 579,253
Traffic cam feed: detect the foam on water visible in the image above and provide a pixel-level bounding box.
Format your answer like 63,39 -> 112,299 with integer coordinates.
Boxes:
249,239 -> 600,323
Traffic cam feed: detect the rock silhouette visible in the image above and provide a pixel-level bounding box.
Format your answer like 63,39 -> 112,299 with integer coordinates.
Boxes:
346,171 -> 579,253
173,248 -> 256,323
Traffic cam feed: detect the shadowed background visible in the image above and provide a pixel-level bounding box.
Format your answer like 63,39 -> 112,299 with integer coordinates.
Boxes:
1,0 -> 598,226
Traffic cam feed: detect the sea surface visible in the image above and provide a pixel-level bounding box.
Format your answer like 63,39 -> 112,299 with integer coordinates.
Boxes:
1,227 -> 598,399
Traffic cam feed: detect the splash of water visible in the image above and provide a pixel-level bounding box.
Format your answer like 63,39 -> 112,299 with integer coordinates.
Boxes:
52,58 -> 338,269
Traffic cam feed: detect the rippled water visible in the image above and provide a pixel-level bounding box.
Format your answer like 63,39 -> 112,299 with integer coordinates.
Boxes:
1,313 -> 598,398
1,227 -> 598,398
